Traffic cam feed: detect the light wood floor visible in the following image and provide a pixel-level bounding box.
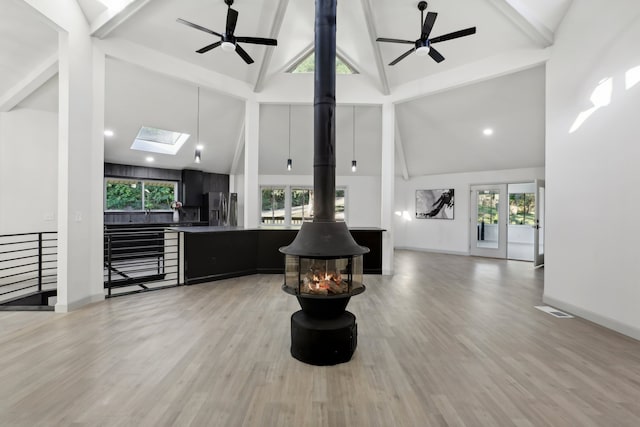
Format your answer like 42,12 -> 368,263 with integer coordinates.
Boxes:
1,250 -> 639,426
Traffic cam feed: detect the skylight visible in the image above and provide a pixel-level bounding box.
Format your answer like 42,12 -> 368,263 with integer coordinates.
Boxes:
97,0 -> 127,13
130,126 -> 190,155
289,52 -> 357,75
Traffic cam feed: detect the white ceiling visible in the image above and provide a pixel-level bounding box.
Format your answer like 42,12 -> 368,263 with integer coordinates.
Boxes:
396,65 -> 545,176
104,58 -> 245,173
0,0 -> 57,96
1,0 -> 572,177
259,104 -> 382,176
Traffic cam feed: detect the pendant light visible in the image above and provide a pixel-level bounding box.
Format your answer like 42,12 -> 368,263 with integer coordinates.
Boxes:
351,106 -> 357,173
194,86 -> 202,163
287,105 -> 292,171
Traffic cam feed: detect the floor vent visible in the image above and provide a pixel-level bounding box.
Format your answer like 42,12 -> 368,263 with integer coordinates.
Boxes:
535,305 -> 574,318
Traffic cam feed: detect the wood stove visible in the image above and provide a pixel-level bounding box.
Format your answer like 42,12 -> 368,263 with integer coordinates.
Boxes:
279,0 -> 369,366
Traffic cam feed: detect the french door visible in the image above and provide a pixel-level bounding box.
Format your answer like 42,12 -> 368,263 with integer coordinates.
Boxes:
469,184 -> 508,258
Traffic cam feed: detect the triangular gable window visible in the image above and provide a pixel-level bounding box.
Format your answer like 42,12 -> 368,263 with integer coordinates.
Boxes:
289,51 -> 357,74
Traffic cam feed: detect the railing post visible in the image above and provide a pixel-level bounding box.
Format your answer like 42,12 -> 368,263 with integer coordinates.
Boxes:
107,234 -> 112,297
38,233 -> 43,292
177,232 -> 181,286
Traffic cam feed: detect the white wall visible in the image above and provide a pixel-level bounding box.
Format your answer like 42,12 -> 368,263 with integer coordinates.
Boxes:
231,173 -> 245,227
394,167 -> 544,254
545,1 -> 640,340
0,109 -> 58,234
258,174 -> 381,227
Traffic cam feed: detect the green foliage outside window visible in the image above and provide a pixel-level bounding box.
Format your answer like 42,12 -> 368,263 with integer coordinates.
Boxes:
477,193 -> 499,224
292,189 -> 313,223
145,182 -> 176,210
106,180 -> 143,210
261,188 -> 286,224
509,193 -> 535,225
261,187 -> 347,225
335,189 -> 345,220
105,178 -> 176,211
291,52 -> 354,75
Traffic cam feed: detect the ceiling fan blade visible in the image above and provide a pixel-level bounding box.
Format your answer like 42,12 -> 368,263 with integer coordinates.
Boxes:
376,37 -> 414,45
430,27 -> 476,43
428,46 -> 445,63
196,41 -> 222,54
235,44 -> 254,64
389,47 -> 415,66
176,18 -> 222,37
236,36 -> 278,46
226,7 -> 239,35
421,12 -> 438,40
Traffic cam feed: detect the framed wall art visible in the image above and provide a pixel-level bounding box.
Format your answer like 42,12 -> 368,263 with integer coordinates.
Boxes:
416,189 -> 454,219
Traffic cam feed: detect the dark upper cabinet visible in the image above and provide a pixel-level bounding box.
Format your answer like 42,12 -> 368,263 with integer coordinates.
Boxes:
182,169 -> 204,206
203,173 -> 230,194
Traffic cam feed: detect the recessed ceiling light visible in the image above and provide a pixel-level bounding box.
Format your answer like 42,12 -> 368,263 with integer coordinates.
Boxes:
104,130 -> 114,137
145,156 -> 154,162
483,128 -> 494,136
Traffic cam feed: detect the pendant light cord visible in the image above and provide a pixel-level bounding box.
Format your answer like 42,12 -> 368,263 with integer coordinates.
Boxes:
352,106 -> 356,159
288,105 -> 292,157
197,87 -> 200,144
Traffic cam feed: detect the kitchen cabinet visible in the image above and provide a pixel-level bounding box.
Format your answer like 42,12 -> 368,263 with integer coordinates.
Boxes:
180,227 -> 383,285
181,169 -> 204,207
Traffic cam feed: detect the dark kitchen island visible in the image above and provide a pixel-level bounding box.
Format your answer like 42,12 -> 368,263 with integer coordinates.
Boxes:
168,226 -> 384,285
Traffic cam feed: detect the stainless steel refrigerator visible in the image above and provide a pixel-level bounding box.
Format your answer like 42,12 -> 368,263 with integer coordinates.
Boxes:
204,192 -> 237,226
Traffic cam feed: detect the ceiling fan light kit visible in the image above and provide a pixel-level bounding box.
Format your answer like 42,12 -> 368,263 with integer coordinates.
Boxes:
376,1 -> 476,66
416,45 -> 430,56
177,0 -> 277,64
221,41 -> 236,52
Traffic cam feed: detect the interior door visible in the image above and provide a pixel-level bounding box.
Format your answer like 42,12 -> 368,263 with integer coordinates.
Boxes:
470,184 -> 507,258
533,179 -> 545,268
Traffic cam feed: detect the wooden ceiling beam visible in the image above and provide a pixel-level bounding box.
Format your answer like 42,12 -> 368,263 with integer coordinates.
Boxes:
0,54 -> 58,112
96,38 -> 254,101
91,0 -> 153,38
253,0 -> 290,93
485,0 -> 553,47
360,0 -> 391,95
391,47 -> 550,104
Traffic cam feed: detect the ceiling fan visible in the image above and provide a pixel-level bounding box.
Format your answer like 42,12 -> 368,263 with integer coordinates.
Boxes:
177,0 -> 277,64
376,1 -> 476,66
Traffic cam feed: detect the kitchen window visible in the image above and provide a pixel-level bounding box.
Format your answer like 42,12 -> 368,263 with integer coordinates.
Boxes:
261,187 -> 286,225
291,188 -> 313,224
105,178 -> 178,212
260,186 -> 347,226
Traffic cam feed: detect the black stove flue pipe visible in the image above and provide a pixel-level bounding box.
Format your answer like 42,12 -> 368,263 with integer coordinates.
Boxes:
313,0 -> 337,223
279,0 -> 368,258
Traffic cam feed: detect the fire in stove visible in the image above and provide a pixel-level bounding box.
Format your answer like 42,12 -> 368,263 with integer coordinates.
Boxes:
304,260 -> 347,295
284,254 -> 364,298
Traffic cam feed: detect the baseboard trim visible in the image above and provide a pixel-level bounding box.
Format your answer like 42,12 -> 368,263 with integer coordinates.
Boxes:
55,293 -> 105,313
543,295 -> 640,342
394,246 -> 469,257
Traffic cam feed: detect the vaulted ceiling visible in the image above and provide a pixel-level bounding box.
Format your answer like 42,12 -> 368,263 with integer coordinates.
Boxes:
0,0 -> 572,177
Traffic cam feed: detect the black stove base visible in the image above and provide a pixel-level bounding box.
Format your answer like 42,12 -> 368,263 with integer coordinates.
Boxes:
290,310 -> 357,366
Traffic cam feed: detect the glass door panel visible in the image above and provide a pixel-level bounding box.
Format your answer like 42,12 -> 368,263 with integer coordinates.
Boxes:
534,179 -> 545,267
470,184 -> 507,258
476,191 -> 500,249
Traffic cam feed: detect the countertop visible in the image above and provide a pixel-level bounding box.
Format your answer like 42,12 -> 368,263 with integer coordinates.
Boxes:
167,225 -> 386,233
105,221 -> 208,228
